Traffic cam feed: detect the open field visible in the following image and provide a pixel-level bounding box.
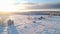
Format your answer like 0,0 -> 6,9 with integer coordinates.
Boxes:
0,14 -> 60,34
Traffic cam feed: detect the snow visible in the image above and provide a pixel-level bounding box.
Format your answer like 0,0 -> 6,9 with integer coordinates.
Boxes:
0,15 -> 60,34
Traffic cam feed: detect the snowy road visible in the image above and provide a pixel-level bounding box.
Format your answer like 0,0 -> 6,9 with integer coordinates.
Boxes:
0,15 -> 60,34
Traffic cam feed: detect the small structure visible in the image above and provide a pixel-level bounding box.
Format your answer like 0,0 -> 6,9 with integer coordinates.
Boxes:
4,16 -> 14,26
7,19 -> 14,26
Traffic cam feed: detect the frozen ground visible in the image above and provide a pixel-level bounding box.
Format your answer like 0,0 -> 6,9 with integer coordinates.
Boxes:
0,15 -> 60,34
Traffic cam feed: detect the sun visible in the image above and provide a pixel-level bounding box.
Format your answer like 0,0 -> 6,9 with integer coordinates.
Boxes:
0,0 -> 17,12
0,0 -> 29,12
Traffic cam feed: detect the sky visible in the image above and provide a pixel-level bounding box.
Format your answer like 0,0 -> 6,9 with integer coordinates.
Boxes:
16,0 -> 60,3
0,0 -> 60,12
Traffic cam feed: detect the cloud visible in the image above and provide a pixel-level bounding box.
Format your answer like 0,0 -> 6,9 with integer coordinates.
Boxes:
15,2 -> 60,10
15,2 -> 37,10
26,3 -> 60,9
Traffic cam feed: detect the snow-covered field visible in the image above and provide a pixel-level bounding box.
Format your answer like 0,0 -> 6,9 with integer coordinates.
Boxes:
0,15 -> 60,34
